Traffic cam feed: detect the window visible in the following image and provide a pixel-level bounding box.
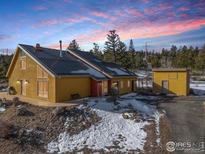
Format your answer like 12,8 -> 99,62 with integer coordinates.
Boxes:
120,81 -> 124,88
128,80 -> 131,88
37,81 -> 48,98
102,81 -> 108,94
37,65 -> 48,98
37,65 -> 48,78
20,57 -> 26,70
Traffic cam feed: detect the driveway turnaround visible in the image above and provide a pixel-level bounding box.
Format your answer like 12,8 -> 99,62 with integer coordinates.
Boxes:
160,96 -> 205,154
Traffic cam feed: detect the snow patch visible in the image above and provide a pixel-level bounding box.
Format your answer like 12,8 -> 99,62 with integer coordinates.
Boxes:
47,95 -> 161,153
71,67 -> 105,78
0,107 -> 6,112
106,67 -> 129,75
190,82 -> 205,96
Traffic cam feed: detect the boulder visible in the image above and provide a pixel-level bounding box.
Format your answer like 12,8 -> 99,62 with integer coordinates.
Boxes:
0,120 -> 18,138
16,106 -> 34,116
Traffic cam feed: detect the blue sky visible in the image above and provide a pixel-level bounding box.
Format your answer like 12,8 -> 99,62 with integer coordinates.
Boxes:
0,0 -> 205,51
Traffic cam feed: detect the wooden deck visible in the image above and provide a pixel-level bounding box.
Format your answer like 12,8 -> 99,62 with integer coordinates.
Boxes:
0,92 -> 86,107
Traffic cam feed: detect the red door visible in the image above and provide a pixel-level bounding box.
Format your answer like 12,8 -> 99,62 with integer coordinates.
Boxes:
91,79 -> 102,97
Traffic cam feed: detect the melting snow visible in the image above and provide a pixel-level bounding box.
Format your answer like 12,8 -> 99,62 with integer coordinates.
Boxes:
47,94 -> 161,153
190,81 -> 205,96
0,107 -> 6,112
106,67 -> 129,75
71,67 -> 105,79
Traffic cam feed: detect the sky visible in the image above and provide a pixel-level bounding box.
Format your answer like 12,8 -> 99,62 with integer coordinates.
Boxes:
0,0 -> 205,52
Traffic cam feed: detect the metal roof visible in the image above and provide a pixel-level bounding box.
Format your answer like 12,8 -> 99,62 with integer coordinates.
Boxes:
152,68 -> 189,72
68,49 -> 136,77
19,44 -> 107,80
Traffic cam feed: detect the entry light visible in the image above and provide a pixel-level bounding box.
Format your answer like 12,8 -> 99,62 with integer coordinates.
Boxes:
16,80 -> 20,84
25,80 -> 29,84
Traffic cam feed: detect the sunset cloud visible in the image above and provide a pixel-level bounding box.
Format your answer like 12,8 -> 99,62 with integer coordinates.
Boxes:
33,5 -> 47,11
33,16 -> 91,27
91,11 -> 110,19
178,6 -> 189,11
0,0 -> 205,50
127,8 -> 143,17
72,19 -> 205,46
0,34 -> 12,41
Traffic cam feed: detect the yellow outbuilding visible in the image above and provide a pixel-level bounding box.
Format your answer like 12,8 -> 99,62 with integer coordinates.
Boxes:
152,68 -> 190,96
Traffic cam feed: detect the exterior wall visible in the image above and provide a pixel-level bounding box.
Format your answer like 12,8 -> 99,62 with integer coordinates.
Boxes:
55,76 -> 91,102
153,71 -> 189,96
111,77 -> 136,94
8,49 -> 56,103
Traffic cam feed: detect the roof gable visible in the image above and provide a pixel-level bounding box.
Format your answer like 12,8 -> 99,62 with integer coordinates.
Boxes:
7,44 -> 107,80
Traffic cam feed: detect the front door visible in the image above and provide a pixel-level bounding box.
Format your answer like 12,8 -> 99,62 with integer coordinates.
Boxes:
161,80 -> 168,94
20,80 -> 26,96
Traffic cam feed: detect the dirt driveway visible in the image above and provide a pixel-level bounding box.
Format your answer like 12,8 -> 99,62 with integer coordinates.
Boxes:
159,96 -> 205,154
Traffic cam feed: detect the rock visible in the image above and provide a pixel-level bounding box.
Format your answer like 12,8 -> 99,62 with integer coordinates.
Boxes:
52,107 -> 66,116
17,128 -> 43,148
122,112 -> 131,119
0,120 -> 18,139
16,106 -> 34,116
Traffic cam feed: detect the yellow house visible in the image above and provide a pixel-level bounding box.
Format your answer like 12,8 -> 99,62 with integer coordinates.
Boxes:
6,44 -> 136,104
152,68 -> 190,96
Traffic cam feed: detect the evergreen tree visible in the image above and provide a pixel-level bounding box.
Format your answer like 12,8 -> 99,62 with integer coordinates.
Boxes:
67,39 -> 80,50
128,39 -> 136,69
104,30 -> 120,63
90,43 -> 103,59
196,44 -> 205,73
116,41 -> 131,68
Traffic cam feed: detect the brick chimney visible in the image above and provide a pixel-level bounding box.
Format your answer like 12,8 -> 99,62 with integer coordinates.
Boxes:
35,43 -> 42,51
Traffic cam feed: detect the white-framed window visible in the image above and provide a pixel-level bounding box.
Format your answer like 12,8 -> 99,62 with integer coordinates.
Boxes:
37,81 -> 48,98
20,57 -> 26,70
128,80 -> 131,88
120,81 -> 124,88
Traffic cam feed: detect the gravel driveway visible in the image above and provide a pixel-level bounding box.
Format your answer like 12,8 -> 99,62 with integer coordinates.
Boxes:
159,96 -> 205,154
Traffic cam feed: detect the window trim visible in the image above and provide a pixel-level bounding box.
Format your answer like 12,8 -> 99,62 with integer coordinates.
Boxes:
20,56 -> 26,70
127,80 -> 131,88
120,81 -> 124,89
37,80 -> 48,98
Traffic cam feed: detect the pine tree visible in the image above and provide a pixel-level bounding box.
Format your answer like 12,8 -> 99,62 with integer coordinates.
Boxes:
117,41 -> 127,67
128,39 -> 136,70
90,43 -> 103,59
104,30 -> 120,63
67,39 -> 80,50
196,44 -> 205,73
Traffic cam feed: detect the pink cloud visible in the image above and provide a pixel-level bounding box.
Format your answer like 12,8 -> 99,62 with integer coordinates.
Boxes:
141,0 -> 149,3
127,8 -> 143,17
33,5 -> 47,11
91,11 -> 110,19
63,0 -> 71,3
144,3 -> 172,14
178,6 -> 189,11
70,18 -> 205,46
33,16 -> 91,28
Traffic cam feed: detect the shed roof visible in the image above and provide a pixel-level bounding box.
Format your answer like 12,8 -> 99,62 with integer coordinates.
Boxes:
152,68 -> 189,72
